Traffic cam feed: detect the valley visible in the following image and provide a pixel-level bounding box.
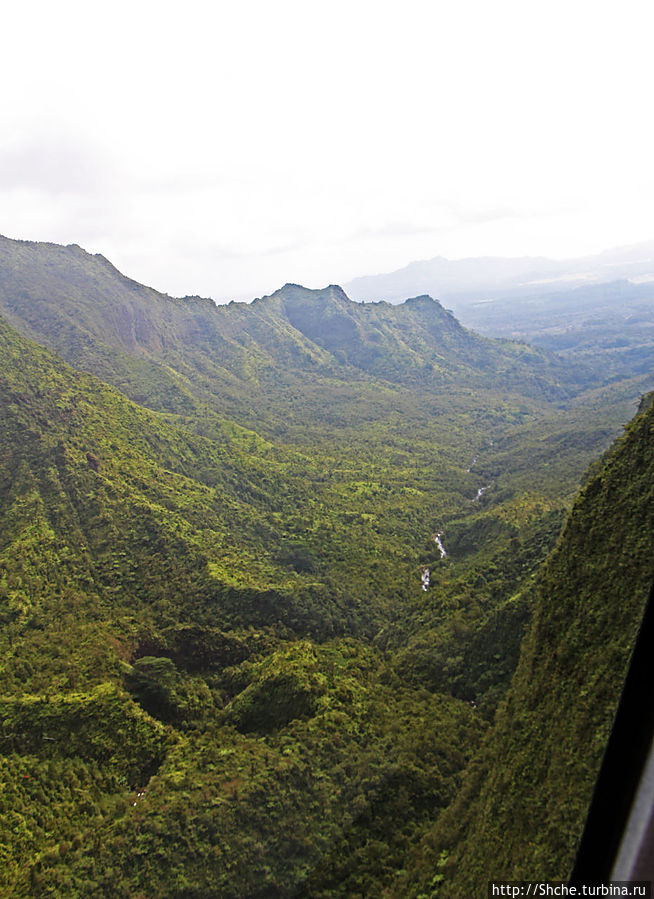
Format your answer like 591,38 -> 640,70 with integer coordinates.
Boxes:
0,234 -> 651,897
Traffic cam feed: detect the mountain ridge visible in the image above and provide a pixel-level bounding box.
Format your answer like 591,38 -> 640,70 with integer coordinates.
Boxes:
0,234 -> 599,436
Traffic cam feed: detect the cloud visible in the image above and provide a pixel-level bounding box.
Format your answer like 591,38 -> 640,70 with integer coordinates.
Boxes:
0,1 -> 652,301
353,222 -> 446,240
0,128 -> 117,196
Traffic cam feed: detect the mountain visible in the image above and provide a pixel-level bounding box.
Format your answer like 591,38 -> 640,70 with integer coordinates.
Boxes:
0,235 -> 602,434
343,244 -> 654,386
0,234 -> 651,895
344,241 -> 654,305
1,234 -> 642,596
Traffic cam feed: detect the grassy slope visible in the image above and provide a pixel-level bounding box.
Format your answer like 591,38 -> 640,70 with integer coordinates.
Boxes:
0,314 -> 351,680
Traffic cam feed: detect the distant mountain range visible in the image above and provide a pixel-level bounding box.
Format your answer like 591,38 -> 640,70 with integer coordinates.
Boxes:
344,241 -> 654,306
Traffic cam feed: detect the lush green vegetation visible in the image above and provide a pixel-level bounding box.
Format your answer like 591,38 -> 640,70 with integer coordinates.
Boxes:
0,235 -> 651,896
393,395 -> 654,897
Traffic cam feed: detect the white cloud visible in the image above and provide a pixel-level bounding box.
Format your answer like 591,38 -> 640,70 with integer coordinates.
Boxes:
2,0 -> 654,300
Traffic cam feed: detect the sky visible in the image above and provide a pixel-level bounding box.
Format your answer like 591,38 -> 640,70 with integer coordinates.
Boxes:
2,0 -> 654,302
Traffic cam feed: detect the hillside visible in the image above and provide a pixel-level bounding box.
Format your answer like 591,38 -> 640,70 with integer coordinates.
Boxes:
0,234 -> 642,515
1,234 -> 636,569
0,311 -> 503,897
0,310 -> 521,655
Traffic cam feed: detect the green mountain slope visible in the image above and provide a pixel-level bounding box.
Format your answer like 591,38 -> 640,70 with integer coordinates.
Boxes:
1,233 -> 644,508
0,235 -> 598,436
395,394 -> 654,896
2,234 -> 636,649
0,314 -> 334,678
0,308 -> 583,699
0,314 -> 493,896
250,283 -> 581,396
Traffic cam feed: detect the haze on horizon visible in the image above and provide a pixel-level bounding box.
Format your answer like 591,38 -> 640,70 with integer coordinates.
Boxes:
3,0 -> 654,303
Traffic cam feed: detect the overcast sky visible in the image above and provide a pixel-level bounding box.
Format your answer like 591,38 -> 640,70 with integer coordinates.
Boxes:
2,0 -> 654,301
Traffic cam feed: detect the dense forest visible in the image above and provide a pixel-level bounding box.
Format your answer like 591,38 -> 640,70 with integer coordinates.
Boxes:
0,235 -> 652,897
